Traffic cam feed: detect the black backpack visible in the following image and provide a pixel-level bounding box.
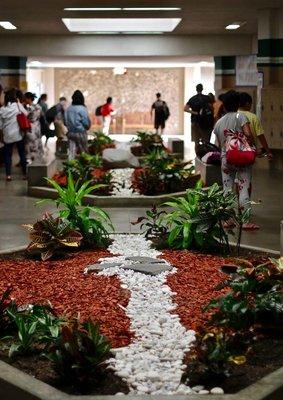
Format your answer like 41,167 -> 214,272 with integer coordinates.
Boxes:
95,105 -> 102,116
45,105 -> 58,124
163,102 -> 170,120
198,103 -> 214,130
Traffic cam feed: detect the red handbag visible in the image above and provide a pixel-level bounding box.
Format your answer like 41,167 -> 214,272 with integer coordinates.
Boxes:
17,104 -> 31,130
224,114 -> 256,167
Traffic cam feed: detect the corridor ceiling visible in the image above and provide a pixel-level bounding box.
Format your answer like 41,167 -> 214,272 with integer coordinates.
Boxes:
0,0 -> 282,35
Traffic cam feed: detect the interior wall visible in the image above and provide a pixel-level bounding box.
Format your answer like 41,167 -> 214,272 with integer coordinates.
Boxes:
54,67 -> 184,134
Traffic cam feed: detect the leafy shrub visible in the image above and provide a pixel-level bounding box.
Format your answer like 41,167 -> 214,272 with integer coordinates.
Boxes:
63,153 -> 103,183
163,182 -> 240,252
23,213 -> 82,261
206,258 -> 283,331
45,173 -> 113,247
131,130 -> 164,155
5,303 -> 63,357
88,131 -> 115,155
45,320 -> 111,383
0,287 -> 16,335
131,205 -> 168,246
131,167 -> 166,195
185,327 -> 246,382
91,168 -> 114,196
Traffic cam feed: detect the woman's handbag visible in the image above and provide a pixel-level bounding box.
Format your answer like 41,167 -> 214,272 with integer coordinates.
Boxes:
17,104 -> 31,131
224,114 -> 256,167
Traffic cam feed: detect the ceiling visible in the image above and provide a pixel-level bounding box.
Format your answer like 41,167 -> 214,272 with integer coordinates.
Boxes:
0,0 -> 282,36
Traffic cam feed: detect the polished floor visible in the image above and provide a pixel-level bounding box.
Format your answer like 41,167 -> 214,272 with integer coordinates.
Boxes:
0,161 -> 281,252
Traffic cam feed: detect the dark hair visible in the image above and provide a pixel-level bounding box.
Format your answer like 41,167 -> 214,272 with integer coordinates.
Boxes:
72,90 -> 85,106
196,83 -> 203,92
106,97 -> 112,104
39,93 -> 47,102
156,92 -> 161,98
222,90 -> 240,112
239,92 -> 252,107
16,90 -> 24,102
4,89 -> 17,106
59,96 -> 66,102
25,92 -> 36,102
218,93 -> 225,102
208,92 -> 215,103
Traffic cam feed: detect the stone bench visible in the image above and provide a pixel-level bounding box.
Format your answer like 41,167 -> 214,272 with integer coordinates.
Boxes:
27,155 -> 57,188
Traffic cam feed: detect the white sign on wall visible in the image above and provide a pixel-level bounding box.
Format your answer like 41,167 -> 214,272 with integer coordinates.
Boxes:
236,55 -> 258,86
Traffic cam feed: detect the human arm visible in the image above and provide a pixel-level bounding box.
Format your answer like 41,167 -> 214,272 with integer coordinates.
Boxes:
81,108 -> 91,130
184,103 -> 198,115
258,134 -> 273,159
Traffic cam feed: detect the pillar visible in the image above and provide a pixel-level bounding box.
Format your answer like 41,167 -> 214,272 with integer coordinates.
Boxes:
0,56 -> 27,91
214,56 -> 236,94
257,8 -> 283,87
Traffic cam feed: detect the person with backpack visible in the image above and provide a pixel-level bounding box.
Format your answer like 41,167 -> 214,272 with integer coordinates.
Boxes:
184,83 -> 214,151
101,97 -> 115,135
213,90 -> 259,230
151,93 -> 170,134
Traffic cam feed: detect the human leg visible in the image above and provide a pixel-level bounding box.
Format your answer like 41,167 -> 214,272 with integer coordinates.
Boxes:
221,158 -> 236,193
102,116 -> 111,135
3,142 -> 13,178
68,140 -> 77,160
16,140 -> 27,176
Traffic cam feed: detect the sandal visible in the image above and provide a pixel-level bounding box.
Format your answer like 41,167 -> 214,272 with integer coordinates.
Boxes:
242,223 -> 260,230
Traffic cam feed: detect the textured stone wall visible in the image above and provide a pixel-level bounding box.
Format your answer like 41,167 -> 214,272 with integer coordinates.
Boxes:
55,68 -> 183,134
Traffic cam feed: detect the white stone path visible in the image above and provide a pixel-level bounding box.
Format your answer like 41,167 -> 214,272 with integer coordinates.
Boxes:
97,234 -> 196,395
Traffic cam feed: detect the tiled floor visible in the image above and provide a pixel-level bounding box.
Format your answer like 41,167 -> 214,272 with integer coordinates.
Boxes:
0,151 -> 282,252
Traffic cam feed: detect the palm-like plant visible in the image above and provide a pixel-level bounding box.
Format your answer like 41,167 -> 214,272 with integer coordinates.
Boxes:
44,173 -> 113,247
23,213 -> 82,260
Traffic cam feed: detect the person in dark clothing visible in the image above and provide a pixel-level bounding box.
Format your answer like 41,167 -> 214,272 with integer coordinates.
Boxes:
184,83 -> 214,151
151,93 -> 170,134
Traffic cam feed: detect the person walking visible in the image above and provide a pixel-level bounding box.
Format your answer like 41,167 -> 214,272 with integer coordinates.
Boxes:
150,92 -> 170,134
101,97 -> 115,135
0,89 -> 27,181
65,90 -> 90,160
24,92 -> 44,162
184,83 -> 214,151
238,92 -> 273,160
213,90 -> 258,230
37,94 -> 48,116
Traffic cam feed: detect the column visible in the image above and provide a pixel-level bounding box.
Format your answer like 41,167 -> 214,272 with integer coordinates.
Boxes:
214,56 -> 236,94
257,8 -> 283,86
0,56 -> 27,91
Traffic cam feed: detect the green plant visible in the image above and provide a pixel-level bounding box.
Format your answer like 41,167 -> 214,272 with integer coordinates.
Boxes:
88,131 -> 115,155
23,213 -> 83,261
63,153 -> 103,183
206,258 -> 283,331
0,287 -> 15,335
45,320 -> 111,382
44,173 -> 113,247
132,131 -> 164,154
186,328 -> 246,381
131,205 -> 168,243
163,183 -> 239,252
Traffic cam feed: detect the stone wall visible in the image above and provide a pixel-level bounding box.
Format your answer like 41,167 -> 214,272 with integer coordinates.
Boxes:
55,68 -> 184,134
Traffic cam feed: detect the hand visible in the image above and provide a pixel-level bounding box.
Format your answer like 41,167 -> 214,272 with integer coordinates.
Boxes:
267,151 -> 273,160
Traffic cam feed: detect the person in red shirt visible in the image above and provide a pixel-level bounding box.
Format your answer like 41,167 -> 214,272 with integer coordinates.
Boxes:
101,97 -> 115,135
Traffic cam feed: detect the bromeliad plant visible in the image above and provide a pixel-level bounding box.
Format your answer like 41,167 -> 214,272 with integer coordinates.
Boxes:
45,173 -> 113,248
23,213 -> 82,261
88,131 -> 115,155
45,319 -> 111,383
206,258 -> 283,332
163,182 -> 240,252
131,130 -> 164,156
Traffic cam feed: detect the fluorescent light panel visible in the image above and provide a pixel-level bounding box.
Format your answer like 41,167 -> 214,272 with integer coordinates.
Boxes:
64,7 -> 181,11
0,21 -> 17,30
64,8 -> 122,11
225,22 -> 245,30
62,18 -> 181,32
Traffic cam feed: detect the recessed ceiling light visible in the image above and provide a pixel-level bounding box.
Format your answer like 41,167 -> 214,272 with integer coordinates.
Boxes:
0,21 -> 17,30
28,60 -> 43,67
64,8 -> 122,11
62,18 -> 181,33
122,7 -> 181,11
225,22 -> 245,30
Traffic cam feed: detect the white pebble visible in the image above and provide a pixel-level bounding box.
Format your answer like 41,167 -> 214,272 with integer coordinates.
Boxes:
192,385 -> 205,392
210,387 -> 224,395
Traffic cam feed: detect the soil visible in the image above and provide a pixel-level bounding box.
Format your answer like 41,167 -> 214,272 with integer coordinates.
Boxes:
0,343 -> 129,395
182,338 -> 283,394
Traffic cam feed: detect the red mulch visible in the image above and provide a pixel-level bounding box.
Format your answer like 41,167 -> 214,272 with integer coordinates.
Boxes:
162,250 -> 227,332
0,250 -> 132,348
